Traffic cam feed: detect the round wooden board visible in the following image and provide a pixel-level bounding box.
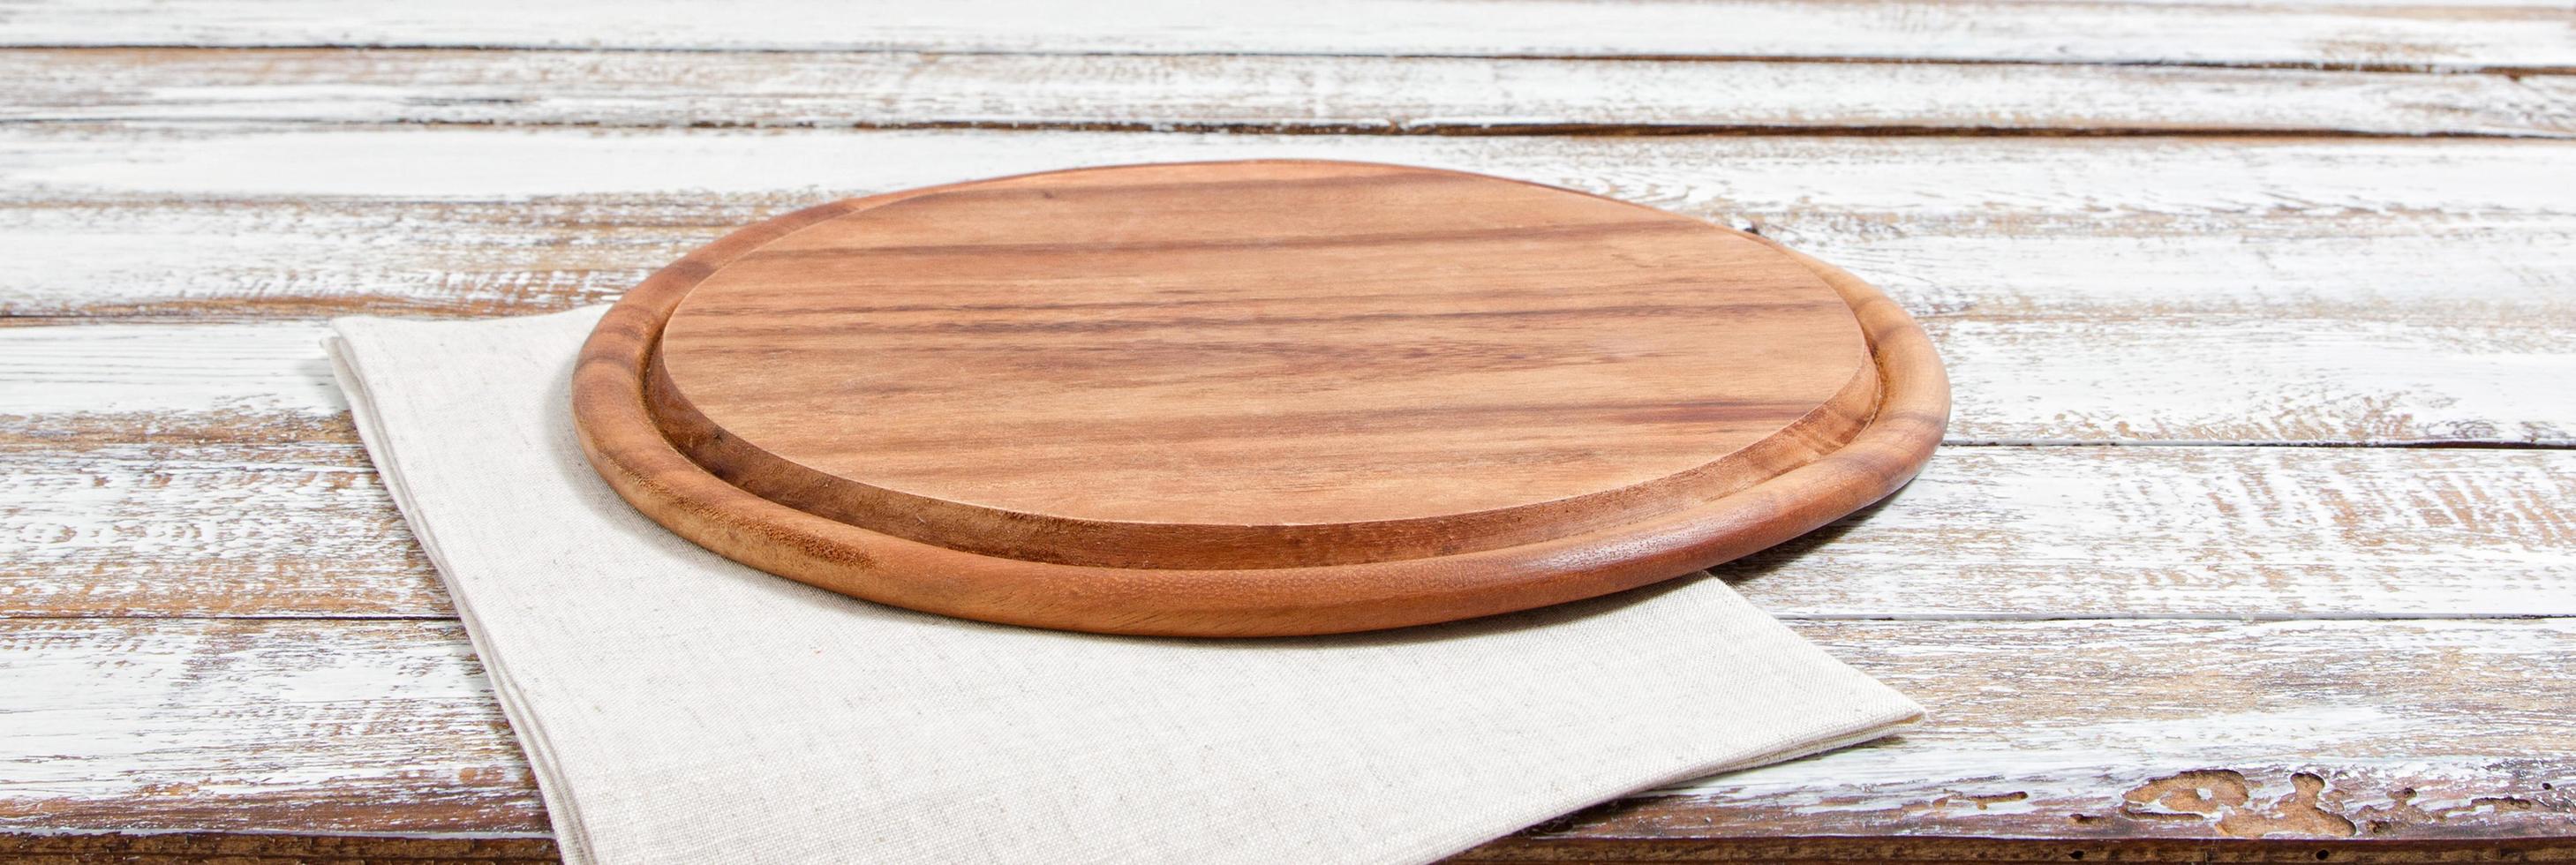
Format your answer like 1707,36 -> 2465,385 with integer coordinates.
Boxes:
574,160 -> 1947,636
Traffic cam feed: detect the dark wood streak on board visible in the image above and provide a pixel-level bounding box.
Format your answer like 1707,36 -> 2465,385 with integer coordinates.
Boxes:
575,160 -> 1946,635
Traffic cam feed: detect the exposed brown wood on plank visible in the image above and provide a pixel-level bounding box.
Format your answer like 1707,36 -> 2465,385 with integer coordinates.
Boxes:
4,8 -> 2570,856
4,127 -> 2569,444
4,49 -> 2571,137
4,618 -> 2567,850
0,440 -> 448,618
1620,618 -> 2576,841
9,413 -> 2574,620
0,620 -> 542,836
1448,835 -> 2576,863
10,832 -> 2576,864
4,0 -> 2573,71
0,832 -> 559,864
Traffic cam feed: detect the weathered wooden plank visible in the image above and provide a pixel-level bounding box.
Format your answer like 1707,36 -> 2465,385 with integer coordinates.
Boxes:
19,124 -> 2574,214
0,324 -> 342,417
11,833 -> 2575,865
1654,618 -> 2576,843
5,49 -> 2572,137
1451,837 -> 2576,863
4,126 -> 2572,443
0,619 -> 539,835
7,294 -> 2568,448
4,0 -> 2572,70
10,126 -> 2567,320
4,617 -> 2567,846
0,442 -> 445,619
6,398 -> 2571,618
0,832 -> 561,864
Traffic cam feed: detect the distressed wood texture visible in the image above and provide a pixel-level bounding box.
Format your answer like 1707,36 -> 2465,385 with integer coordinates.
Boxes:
4,322 -> 2572,621
6,4 -> 2575,857
5,49 -> 2573,137
4,0 -> 2575,70
10,415 -> 2576,621
5,126 -> 2572,444
4,617 -> 2570,854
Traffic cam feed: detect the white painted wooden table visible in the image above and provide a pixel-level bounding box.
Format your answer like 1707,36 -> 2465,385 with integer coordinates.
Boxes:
3,3 -> 2572,861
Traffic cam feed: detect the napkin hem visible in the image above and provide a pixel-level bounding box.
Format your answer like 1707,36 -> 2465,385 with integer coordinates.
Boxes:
327,330 -> 602,865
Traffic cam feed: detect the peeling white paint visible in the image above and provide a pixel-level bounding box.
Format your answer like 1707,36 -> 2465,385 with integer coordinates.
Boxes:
0,324 -> 341,416
0,620 -> 528,825
6,421 -> 2573,618
4,617 -> 2566,837
4,128 -> 2572,443
12,126 -> 2576,211
1,13 -> 2570,846
4,50 -> 2571,137
4,0 -> 2571,68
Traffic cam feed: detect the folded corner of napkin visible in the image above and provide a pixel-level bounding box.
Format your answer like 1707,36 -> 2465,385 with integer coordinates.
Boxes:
325,307 -> 1921,865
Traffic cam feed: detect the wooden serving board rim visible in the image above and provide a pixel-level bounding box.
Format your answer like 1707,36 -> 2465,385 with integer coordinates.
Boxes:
571,159 -> 1950,636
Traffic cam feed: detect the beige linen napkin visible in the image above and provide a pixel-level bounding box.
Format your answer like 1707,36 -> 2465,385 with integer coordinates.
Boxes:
325,306 -> 1920,865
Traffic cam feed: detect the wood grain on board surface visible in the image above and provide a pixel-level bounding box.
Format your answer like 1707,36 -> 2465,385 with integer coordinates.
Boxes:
578,159 -> 1942,635
639,161 -> 1882,561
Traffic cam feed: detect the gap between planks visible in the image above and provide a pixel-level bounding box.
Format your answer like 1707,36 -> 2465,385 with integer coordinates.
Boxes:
3,127 -> 2571,446
5,616 -> 2569,844
23,119 -> 2567,140
9,427 -> 2572,620
6,0 -> 2575,72
3,48 -> 2570,138
11,45 -> 2576,76
11,611 -> 2576,623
